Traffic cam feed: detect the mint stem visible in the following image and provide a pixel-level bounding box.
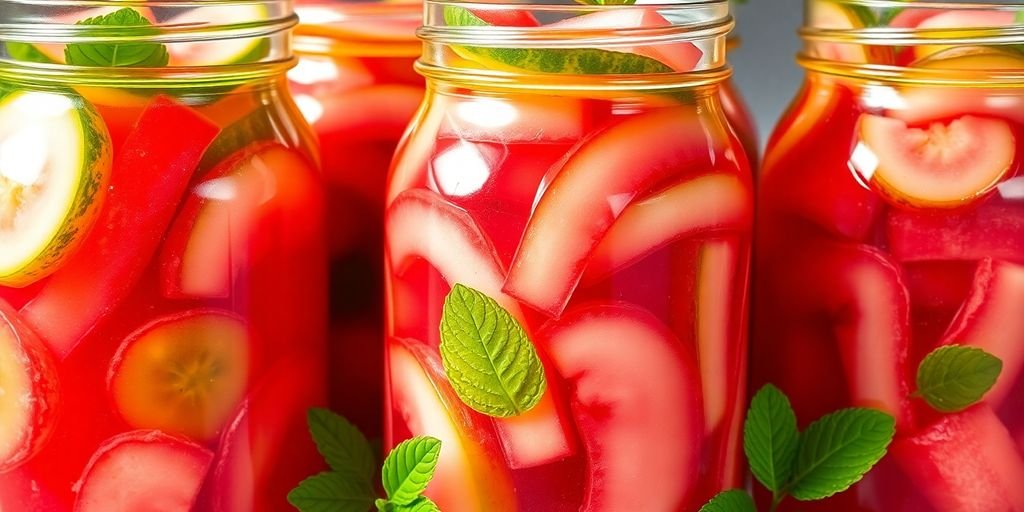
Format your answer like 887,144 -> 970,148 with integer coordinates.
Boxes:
769,489 -> 787,512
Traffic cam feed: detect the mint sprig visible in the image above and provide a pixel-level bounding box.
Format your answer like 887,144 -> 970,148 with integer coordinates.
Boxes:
439,283 -> 547,417
744,384 -> 798,494
65,8 -> 169,67
289,410 -> 443,512
914,345 -> 1003,413
700,489 -> 757,512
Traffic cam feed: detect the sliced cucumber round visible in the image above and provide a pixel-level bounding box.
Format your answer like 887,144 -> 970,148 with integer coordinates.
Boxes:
0,90 -> 112,287
165,5 -> 270,66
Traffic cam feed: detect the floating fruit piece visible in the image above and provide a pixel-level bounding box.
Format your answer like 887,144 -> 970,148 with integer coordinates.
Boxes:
0,90 -> 111,287
159,144 -> 313,299
471,8 -> 541,27
888,204 -> 1024,263
583,173 -> 751,283
73,430 -> 214,512
772,241 -> 914,428
444,7 -> 676,75
938,259 -> 1024,408
389,338 -> 516,512
505,108 -> 716,316
203,355 -> 325,512
892,405 -> 1024,511
540,304 -> 703,510
438,94 -> 584,143
912,10 -> 1017,61
386,98 -> 450,207
22,96 -> 219,358
108,310 -> 250,442
855,114 -> 1015,209
888,8 -> 940,28
545,9 -> 704,72
0,299 -> 59,472
386,188 -> 522,319
305,84 -> 423,142
164,4 -> 269,66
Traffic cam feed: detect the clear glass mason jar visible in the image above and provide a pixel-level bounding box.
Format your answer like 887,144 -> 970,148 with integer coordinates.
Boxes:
755,1 -> 1024,510
0,2 -> 327,510
723,35 -> 758,163
384,1 -> 753,510
288,0 -> 425,437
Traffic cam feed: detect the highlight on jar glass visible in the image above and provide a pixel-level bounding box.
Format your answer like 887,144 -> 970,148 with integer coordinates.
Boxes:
288,0 -> 425,438
755,1 -> 1024,511
723,3 -> 758,165
0,1 -> 327,510
352,0 -> 753,509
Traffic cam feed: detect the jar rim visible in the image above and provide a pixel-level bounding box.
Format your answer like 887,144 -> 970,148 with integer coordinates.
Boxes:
294,1 -> 421,58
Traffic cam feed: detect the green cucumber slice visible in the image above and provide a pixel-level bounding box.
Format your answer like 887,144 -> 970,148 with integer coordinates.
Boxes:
444,6 -> 673,75
0,90 -> 112,287
165,5 -> 270,66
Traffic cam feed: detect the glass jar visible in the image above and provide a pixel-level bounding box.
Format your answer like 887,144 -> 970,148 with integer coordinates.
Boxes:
385,1 -> 753,510
0,2 -> 326,510
288,0 -> 425,437
723,35 -> 758,164
756,1 -> 1024,510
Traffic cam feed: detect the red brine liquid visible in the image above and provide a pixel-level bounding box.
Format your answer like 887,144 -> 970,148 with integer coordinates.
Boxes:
756,59 -> 1024,512
289,2 -> 425,436
384,87 -> 754,511
0,84 -> 327,511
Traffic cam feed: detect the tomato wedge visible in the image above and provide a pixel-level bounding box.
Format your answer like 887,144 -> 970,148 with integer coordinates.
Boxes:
22,96 -> 219,357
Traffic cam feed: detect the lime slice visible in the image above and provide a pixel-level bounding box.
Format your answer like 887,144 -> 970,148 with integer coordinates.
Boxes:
0,90 -> 111,287
444,6 -> 673,75
165,5 -> 270,66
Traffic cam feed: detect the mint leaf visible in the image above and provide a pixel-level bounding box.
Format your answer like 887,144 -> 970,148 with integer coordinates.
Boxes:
789,408 -> 895,501
65,8 -> 169,67
307,408 -> 376,481
443,7 -> 673,75
916,345 -> 1002,413
287,472 -> 376,512
439,283 -> 547,417
398,496 -> 441,512
381,437 -> 442,506
744,384 -> 799,493
699,489 -> 756,512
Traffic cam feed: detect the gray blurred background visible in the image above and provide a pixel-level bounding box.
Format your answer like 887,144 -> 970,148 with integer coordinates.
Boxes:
730,0 -> 804,147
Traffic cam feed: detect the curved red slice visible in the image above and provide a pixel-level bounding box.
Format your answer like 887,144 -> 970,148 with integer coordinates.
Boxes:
0,299 -> 59,472
22,96 -> 219,357
778,242 -> 914,428
506,108 -> 719,316
203,354 -> 325,512
471,8 -> 540,27
73,430 -> 213,512
388,338 -> 516,512
539,304 -> 703,510
892,405 -> 1024,511
888,204 -> 1024,263
912,10 -> 1016,61
583,173 -> 751,283
386,188 -> 521,318
386,98 -> 449,207
546,9 -> 703,72
159,144 -> 313,299
305,84 -> 423,142
938,259 -> 1024,408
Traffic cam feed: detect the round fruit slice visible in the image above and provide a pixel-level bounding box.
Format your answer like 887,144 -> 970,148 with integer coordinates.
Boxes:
540,304 -> 704,510
912,10 -> 1017,62
806,1 -> 869,63
856,114 -> 1015,208
0,90 -> 111,287
108,310 -> 250,442
164,5 -> 269,66
73,430 -> 214,512
0,299 -> 59,472
389,338 -> 516,512
913,45 -> 1024,70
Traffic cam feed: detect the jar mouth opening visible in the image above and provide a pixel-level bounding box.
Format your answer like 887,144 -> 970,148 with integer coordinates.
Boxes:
294,2 -> 421,57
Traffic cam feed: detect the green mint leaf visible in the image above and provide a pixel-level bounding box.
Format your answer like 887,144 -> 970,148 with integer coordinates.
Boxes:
307,408 -> 376,481
397,496 -> 441,512
7,43 -> 54,64
744,384 -> 799,493
789,408 -> 895,501
65,8 -> 169,67
287,472 -> 376,512
915,345 -> 1003,413
439,283 -> 547,417
699,489 -> 757,512
443,7 -> 673,75
381,437 -> 442,506
375,498 -> 392,512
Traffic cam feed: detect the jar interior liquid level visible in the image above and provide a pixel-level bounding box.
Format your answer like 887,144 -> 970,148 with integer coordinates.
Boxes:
757,1 -> 1024,510
0,3 -> 328,509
